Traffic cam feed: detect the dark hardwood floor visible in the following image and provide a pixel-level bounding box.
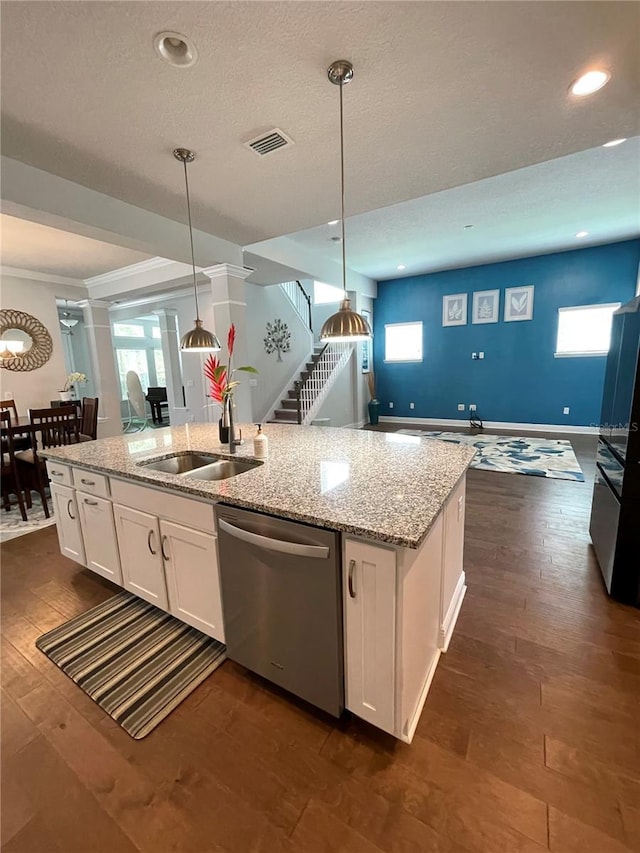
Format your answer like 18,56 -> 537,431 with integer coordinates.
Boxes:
2,427 -> 639,852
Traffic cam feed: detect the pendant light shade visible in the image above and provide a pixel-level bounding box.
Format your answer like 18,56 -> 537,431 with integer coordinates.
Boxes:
320,61 -> 372,344
320,299 -> 371,342
174,148 -> 221,353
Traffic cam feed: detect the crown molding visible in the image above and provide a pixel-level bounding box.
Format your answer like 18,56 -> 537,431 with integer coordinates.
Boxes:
107,283 -> 207,311
202,263 -> 254,281
0,265 -> 85,287
83,256 -> 177,288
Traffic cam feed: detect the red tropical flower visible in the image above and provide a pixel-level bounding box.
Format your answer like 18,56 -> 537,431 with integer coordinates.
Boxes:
227,324 -> 236,359
204,354 -> 228,403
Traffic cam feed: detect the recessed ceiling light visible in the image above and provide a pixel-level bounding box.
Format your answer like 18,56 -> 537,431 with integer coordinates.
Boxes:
153,31 -> 198,68
576,231 -> 589,238
327,219 -> 340,226
397,264 -> 406,271
602,138 -> 627,147
569,69 -> 610,97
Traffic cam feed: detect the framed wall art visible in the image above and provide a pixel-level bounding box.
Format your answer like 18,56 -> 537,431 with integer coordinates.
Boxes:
472,289 -> 500,324
504,285 -> 535,322
361,309 -> 372,373
442,293 -> 467,327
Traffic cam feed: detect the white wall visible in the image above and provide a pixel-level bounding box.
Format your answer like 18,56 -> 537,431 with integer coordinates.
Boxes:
0,275 -> 70,414
245,283 -> 313,422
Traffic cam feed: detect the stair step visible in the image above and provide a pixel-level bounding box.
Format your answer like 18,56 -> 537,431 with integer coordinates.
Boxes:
280,399 -> 298,410
273,409 -> 300,422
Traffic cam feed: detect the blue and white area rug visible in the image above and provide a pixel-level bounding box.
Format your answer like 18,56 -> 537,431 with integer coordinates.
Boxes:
396,431 -> 585,482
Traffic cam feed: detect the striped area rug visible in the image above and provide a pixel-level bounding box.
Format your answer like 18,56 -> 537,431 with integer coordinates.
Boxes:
36,591 -> 226,739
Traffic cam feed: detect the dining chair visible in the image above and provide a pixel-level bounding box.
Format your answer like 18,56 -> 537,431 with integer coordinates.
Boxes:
0,398 -> 30,451
15,405 -> 80,518
79,397 -> 99,441
0,410 -> 28,521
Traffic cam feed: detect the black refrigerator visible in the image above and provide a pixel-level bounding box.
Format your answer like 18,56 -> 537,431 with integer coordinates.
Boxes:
590,295 -> 640,606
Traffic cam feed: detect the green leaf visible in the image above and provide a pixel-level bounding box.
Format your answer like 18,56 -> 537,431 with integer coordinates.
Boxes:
237,365 -> 259,373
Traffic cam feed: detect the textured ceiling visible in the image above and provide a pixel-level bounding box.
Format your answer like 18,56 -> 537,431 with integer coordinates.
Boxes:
0,214 -> 152,278
1,1 -> 638,248
285,138 -> 640,279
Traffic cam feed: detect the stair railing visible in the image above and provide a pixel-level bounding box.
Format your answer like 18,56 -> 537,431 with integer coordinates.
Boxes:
280,280 -> 313,332
294,342 -> 353,425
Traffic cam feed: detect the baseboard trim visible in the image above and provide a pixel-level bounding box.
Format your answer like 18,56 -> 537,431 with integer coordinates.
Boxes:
343,419 -> 367,430
439,572 -> 466,652
400,648 -> 441,744
379,416 -> 598,435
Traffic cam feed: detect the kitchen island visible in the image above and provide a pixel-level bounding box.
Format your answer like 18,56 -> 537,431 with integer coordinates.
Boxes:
42,423 -> 475,742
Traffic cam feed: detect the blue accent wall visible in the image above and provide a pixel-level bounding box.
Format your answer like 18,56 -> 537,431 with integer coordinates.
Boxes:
374,240 -> 640,427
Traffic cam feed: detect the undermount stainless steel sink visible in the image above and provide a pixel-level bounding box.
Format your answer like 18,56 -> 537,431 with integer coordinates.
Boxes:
139,452 -> 262,481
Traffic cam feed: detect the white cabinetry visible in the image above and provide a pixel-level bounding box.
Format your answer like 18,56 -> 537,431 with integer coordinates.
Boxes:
161,520 -> 225,642
344,502 -> 455,744
440,475 -> 467,651
50,483 -> 85,565
113,505 -> 167,610
343,539 -> 396,733
76,492 -> 122,585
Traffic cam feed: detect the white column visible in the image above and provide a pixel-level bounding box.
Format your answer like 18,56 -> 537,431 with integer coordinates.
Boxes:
202,263 -> 254,425
153,308 -> 187,426
76,299 -> 122,437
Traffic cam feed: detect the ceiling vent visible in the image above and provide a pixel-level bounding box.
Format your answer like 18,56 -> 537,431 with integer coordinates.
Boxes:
245,128 -> 294,156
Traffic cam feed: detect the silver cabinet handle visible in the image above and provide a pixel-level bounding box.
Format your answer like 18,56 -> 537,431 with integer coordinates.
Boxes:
67,499 -> 75,520
218,518 -> 330,559
147,529 -> 157,555
160,534 -> 170,561
348,559 -> 356,598
80,478 -> 95,486
83,498 -> 98,506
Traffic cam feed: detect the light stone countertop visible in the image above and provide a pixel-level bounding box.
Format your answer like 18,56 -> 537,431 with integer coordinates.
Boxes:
41,423 -> 476,548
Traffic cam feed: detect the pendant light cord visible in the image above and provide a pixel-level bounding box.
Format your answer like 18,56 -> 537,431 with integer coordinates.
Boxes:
182,158 -> 201,321
339,80 -> 347,295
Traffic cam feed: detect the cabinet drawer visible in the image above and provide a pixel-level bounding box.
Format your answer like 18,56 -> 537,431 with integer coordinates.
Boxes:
110,477 -> 215,533
46,462 -> 72,486
72,468 -> 110,498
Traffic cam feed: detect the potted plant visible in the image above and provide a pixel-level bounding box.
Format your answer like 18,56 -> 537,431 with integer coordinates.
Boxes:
59,372 -> 87,401
367,372 -> 380,426
203,324 -> 258,443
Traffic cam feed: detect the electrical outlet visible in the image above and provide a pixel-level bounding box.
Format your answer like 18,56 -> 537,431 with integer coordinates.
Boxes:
249,378 -> 258,388
457,404 -> 465,411
389,402 -> 394,409
472,352 -> 478,360
479,352 -> 485,359
469,404 -> 477,412
563,406 -> 570,415
409,402 -> 415,409
186,379 -> 194,388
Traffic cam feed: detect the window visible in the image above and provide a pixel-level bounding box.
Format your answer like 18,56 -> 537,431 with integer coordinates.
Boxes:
314,281 -> 345,304
555,303 -> 620,357
116,349 -> 150,397
384,322 -> 423,362
113,323 -> 145,338
151,326 -> 161,339
153,349 -> 166,386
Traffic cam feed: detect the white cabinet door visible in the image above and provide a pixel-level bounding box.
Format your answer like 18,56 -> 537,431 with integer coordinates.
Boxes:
50,483 -> 85,565
113,504 -> 167,610
160,520 -> 225,642
440,475 -> 467,651
77,492 -> 122,586
343,539 -> 396,734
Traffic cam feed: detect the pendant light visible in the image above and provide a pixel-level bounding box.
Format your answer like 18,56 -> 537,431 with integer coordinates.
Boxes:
60,299 -> 79,333
320,61 -> 372,343
174,148 -> 221,352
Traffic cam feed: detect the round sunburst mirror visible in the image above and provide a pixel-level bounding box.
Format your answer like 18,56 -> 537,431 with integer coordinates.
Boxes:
0,308 -> 53,372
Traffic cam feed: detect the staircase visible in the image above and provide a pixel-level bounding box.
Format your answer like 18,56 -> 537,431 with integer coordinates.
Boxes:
268,342 -> 353,425
268,344 -> 326,424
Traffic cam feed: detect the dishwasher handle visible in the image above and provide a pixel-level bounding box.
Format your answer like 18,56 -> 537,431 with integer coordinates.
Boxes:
218,518 -> 330,559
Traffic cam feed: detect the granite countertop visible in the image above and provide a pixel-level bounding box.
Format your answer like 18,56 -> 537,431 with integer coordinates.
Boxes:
41,424 -> 476,548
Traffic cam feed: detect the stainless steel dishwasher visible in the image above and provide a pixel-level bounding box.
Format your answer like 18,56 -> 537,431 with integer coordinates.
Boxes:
216,505 -> 344,717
